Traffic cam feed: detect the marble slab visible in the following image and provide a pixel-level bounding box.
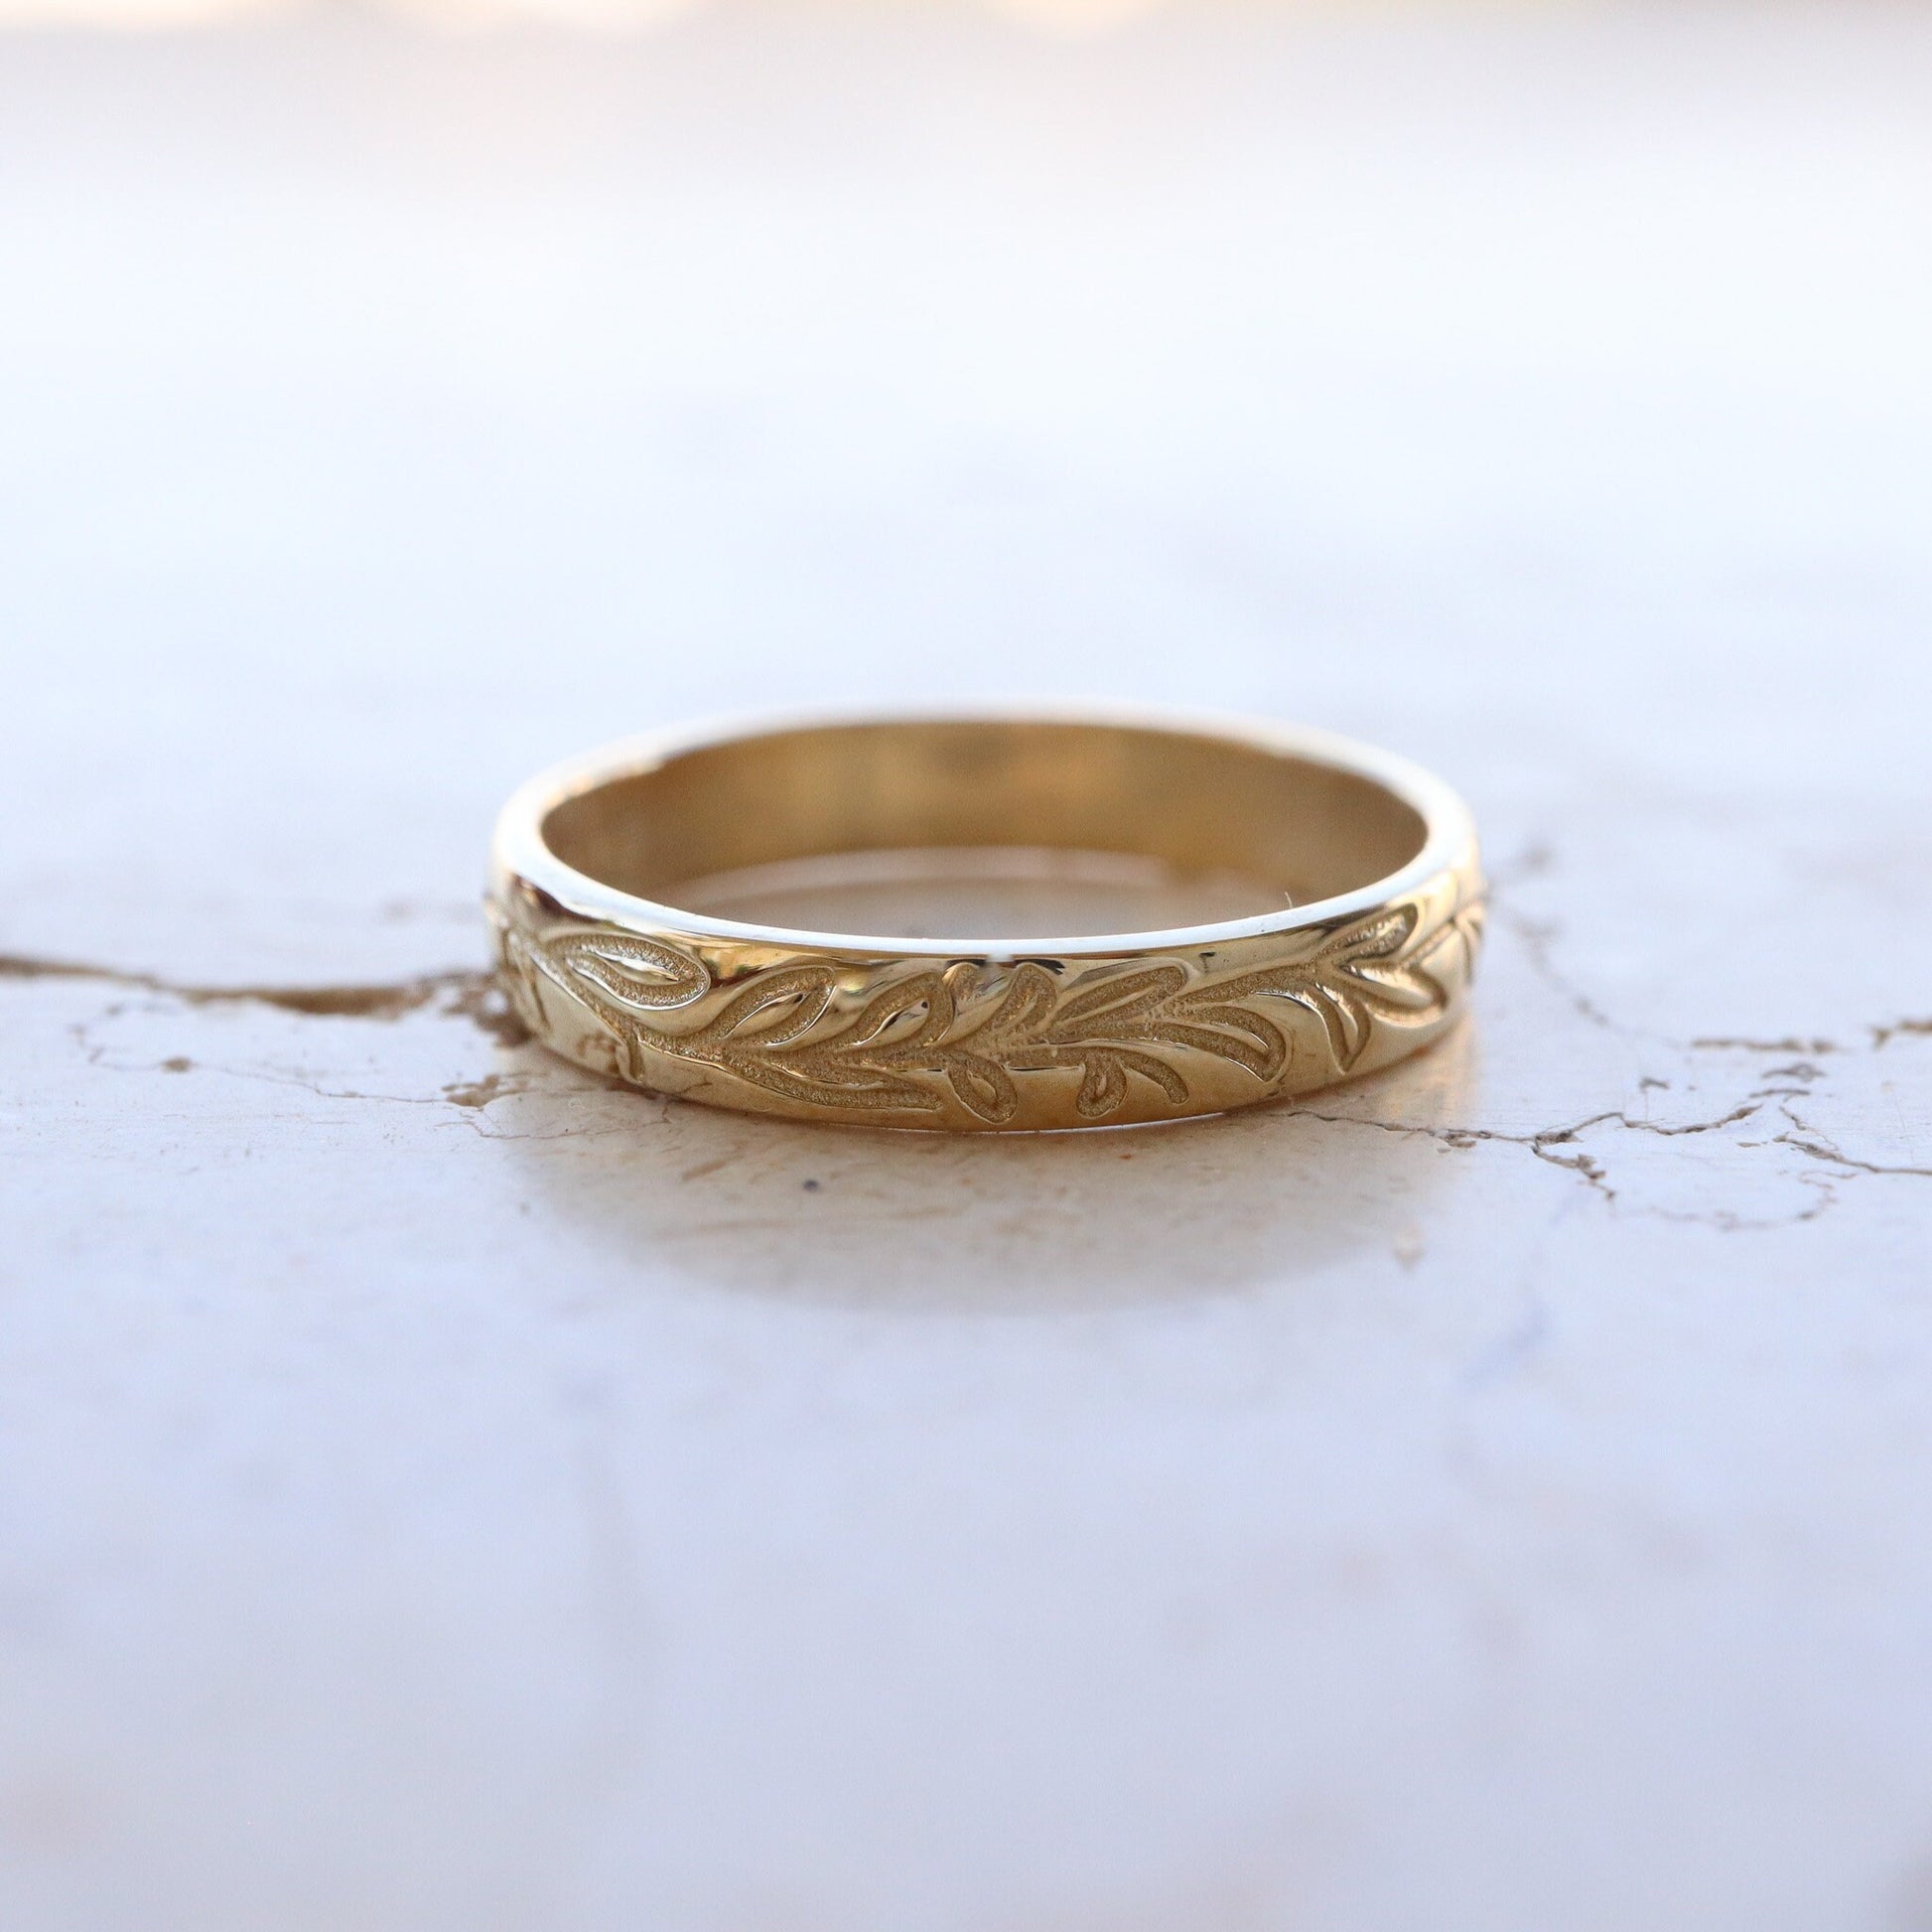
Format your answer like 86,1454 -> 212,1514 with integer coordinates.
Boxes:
2,6 -> 1930,1929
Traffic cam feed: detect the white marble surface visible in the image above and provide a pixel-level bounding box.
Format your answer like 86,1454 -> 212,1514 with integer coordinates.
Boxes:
4,6 -> 1932,1929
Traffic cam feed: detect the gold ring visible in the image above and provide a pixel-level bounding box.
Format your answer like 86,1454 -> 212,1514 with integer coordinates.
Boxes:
487,708 -> 1484,1132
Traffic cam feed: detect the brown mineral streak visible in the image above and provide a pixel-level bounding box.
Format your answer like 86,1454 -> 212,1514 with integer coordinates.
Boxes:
0,953 -> 530,1045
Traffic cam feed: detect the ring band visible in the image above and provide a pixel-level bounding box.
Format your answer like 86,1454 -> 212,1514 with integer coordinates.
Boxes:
487,709 -> 1485,1132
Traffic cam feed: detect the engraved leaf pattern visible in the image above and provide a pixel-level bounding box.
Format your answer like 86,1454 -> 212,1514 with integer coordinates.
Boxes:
1193,903 -> 1448,1074
544,931 -> 709,1011
509,900 -> 1473,1122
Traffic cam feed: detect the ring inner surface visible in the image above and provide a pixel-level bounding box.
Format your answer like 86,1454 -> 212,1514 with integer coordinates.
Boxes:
540,721 -> 1428,941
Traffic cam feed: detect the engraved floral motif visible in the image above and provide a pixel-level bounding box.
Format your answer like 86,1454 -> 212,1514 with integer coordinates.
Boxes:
498,900 -> 1480,1124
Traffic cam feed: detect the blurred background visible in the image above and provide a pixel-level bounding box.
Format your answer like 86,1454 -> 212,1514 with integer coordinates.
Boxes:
6,6 -> 1932,1931
5,0 -> 1929,1015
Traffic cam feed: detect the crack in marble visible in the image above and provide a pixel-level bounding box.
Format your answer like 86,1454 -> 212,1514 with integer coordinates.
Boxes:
1692,1034 -> 1848,1056
1289,1096 -> 1887,1231
1488,905 -> 1632,1039
9,930 -> 1928,1233
1872,1019 -> 1932,1050
1773,1102 -> 1932,1182
0,952 -> 528,1045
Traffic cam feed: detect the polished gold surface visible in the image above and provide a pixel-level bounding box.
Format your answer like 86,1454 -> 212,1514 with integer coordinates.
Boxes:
488,710 -> 1485,1131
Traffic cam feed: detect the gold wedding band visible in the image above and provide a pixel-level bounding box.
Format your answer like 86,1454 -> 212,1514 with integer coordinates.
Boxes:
487,708 -> 1484,1132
